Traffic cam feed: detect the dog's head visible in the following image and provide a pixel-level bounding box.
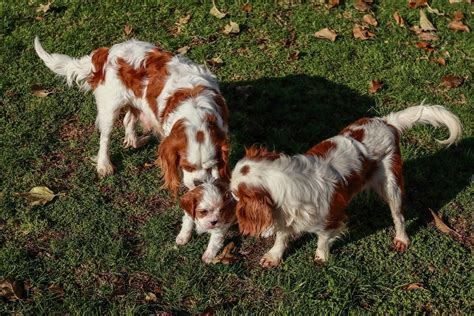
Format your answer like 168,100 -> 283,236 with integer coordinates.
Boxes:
179,179 -> 235,230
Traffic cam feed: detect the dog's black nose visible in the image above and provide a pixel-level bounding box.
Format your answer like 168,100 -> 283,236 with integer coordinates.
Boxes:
193,179 -> 204,187
211,220 -> 218,226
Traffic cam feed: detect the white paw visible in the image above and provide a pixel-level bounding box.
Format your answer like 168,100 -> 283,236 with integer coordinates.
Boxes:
123,135 -> 138,148
202,250 -> 216,264
259,253 -> 281,268
176,233 -> 191,245
97,162 -> 115,178
314,249 -> 328,263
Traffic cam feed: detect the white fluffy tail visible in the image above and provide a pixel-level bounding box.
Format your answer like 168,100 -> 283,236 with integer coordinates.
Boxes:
34,36 -> 93,90
383,102 -> 462,146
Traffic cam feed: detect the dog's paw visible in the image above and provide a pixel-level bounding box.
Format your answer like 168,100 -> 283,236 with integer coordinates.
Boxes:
314,249 -> 329,263
123,135 -> 138,148
97,163 -> 115,178
259,253 -> 281,268
393,238 -> 409,252
202,250 -> 216,264
176,233 -> 191,245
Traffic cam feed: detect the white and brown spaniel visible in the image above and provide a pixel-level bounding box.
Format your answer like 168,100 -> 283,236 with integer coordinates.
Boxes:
230,104 -> 462,267
178,179 -> 235,263
34,38 -> 229,193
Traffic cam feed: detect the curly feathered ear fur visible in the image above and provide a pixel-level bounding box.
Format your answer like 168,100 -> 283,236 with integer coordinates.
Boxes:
236,183 -> 274,236
179,186 -> 203,218
157,120 -> 187,196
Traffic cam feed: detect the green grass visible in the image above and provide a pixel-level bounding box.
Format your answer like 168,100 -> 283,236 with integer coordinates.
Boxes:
1,0 -> 473,314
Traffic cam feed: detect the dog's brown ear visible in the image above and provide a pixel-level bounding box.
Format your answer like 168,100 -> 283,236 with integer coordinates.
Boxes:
236,184 -> 273,236
157,121 -> 186,196
179,187 -> 203,219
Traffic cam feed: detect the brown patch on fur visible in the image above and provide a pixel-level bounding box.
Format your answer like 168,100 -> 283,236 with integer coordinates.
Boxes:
180,158 -> 197,172
339,117 -> 372,142
180,186 -> 204,219
196,130 -> 204,143
245,145 -> 281,161
214,179 -> 237,224
206,115 -> 230,181
88,47 -> 109,89
117,57 -> 146,97
213,93 -> 229,125
326,157 -> 378,230
236,183 -> 274,236
157,120 -> 187,196
305,140 -> 337,157
160,85 -> 207,125
240,165 -> 250,175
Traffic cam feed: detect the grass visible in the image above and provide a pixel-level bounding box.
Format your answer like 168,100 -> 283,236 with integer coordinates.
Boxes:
1,0 -> 473,314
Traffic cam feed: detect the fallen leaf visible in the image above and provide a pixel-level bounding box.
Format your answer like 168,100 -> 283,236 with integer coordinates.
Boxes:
418,32 -> 439,41
448,21 -> 470,32
314,28 -> 337,42
0,278 -> 25,301
410,25 -> 423,34
212,242 -> 238,264
408,0 -> 427,9
419,10 -> 436,32
35,16 -> 44,21
178,14 -> 191,25
353,24 -> 375,40
31,84 -> 53,97
431,57 -> 446,65
145,292 -> 158,302
393,11 -> 405,27
440,75 -> 464,89
223,21 -> 240,35
426,5 -> 444,16
449,0 -> 469,3
327,0 -> 340,9
354,0 -> 371,12
143,162 -> 156,169
210,1 -> 227,19
363,14 -> 378,27
368,80 -> 383,94
207,57 -> 224,66
18,186 -> 56,206
242,3 -> 252,13
48,284 -> 64,297
177,46 -> 190,55
124,24 -> 133,36
415,41 -> 434,52
403,282 -> 424,290
36,1 -> 53,13
453,11 -> 464,21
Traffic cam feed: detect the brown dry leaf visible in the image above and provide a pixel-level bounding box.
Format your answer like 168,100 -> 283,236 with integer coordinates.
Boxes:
212,242 -> 238,264
124,24 -> 133,36
418,32 -> 439,41
431,57 -> 446,65
403,282 -> 424,290
353,24 -> 375,40
449,21 -> 470,32
327,0 -> 340,9
314,28 -> 337,42
354,0 -> 372,12
408,0 -> 427,9
415,41 -> 434,52
178,14 -> 191,25
210,1 -> 227,19
0,278 -> 25,301
207,57 -> 224,66
429,208 -> 462,236
31,84 -> 53,97
177,46 -> 190,55
242,3 -> 252,13
368,80 -> 383,94
18,186 -> 56,206
145,292 -> 158,302
420,10 -> 436,32
35,16 -> 44,21
36,0 -> 53,13
363,14 -> 378,27
440,75 -> 464,90
48,284 -> 64,297
426,5 -> 444,16
393,11 -> 405,27
453,11 -> 464,21
223,21 -> 240,35
143,162 -> 156,169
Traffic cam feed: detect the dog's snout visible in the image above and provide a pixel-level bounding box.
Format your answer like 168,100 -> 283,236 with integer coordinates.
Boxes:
210,220 -> 218,226
193,179 -> 204,187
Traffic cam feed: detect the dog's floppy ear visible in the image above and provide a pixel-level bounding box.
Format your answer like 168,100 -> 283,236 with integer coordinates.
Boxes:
157,121 -> 186,196
206,114 -> 230,181
236,184 -> 273,236
179,187 -> 203,219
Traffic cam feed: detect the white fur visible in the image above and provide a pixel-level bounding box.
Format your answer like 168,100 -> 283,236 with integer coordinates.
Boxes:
34,37 -> 225,184
231,104 -> 462,266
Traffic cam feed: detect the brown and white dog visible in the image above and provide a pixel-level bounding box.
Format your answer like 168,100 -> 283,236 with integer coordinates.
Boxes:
34,38 -> 229,193
178,179 -> 235,263
230,104 -> 462,267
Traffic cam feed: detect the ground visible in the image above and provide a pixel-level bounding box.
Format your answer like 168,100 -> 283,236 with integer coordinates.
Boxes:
0,0 -> 473,314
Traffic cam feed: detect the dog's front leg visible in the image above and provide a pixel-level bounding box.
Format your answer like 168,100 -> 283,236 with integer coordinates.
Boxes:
260,230 -> 290,268
176,214 -> 194,245
202,227 -> 227,264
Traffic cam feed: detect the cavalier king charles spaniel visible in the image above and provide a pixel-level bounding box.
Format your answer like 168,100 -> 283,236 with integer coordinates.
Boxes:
230,104 -> 462,267
34,37 -> 229,193
178,179 -> 235,263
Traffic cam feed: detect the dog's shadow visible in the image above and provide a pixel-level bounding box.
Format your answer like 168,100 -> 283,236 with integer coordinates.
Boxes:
220,75 -> 472,260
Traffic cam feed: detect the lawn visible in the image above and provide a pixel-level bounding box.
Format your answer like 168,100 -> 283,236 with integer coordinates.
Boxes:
1,0 -> 473,314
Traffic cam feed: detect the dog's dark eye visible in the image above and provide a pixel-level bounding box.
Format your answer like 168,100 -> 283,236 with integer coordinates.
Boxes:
199,209 -> 208,216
